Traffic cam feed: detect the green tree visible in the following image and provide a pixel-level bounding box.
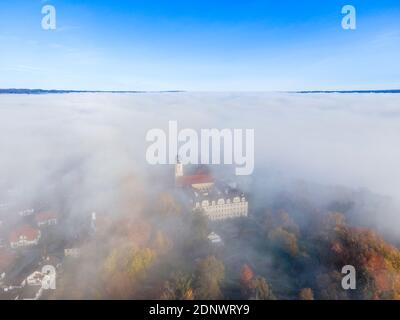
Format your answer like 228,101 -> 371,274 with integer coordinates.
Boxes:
194,256 -> 225,299
316,271 -> 349,300
191,209 -> 209,242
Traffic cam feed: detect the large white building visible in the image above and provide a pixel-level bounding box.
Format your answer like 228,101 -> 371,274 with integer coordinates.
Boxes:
175,158 -> 248,221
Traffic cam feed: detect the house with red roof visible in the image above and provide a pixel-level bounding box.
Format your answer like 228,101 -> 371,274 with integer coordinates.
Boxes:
9,225 -> 41,248
35,212 -> 57,227
175,157 -> 214,190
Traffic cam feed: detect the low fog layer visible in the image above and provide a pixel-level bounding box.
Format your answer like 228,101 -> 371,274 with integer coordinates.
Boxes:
0,92 -> 400,232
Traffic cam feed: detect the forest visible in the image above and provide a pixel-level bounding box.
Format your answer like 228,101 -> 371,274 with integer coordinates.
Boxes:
48,181 -> 400,300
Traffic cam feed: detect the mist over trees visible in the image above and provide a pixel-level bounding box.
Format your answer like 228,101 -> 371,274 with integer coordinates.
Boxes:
1,93 -> 400,299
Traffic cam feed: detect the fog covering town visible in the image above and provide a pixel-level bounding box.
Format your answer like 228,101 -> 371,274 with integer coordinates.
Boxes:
1,92 -> 400,300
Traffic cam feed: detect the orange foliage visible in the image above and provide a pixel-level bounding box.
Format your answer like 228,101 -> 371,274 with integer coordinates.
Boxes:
327,224 -> 400,299
240,264 -> 254,286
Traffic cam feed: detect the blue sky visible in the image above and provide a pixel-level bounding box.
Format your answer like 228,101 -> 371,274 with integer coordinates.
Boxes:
0,0 -> 399,91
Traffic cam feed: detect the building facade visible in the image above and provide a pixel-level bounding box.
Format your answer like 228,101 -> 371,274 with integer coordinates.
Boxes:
175,158 -> 248,220
194,194 -> 248,221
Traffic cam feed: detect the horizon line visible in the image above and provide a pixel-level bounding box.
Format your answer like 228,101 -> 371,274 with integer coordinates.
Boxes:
1,88 -> 400,95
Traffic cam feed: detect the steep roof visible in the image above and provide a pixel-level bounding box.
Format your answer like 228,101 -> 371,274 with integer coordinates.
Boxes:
187,182 -> 245,202
176,165 -> 214,186
177,173 -> 214,186
35,211 -> 57,223
9,225 -> 40,243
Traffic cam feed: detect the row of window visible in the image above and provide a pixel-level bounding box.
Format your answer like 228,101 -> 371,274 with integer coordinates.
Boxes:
205,205 -> 247,214
208,210 -> 248,220
196,197 -> 247,208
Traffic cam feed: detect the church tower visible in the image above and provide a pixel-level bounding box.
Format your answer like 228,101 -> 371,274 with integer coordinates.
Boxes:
175,155 -> 184,179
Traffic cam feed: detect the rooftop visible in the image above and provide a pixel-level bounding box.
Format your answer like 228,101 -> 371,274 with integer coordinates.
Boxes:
177,173 -> 214,186
186,182 -> 245,202
35,211 -> 57,223
9,225 -> 40,243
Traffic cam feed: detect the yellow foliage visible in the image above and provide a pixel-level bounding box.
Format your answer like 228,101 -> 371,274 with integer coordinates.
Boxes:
102,244 -> 156,295
269,227 -> 299,256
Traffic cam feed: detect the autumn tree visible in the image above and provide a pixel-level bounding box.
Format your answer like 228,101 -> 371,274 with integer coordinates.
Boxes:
240,264 -> 254,286
240,264 -> 254,297
101,244 -> 156,298
194,256 -> 225,299
161,272 -> 194,300
311,209 -> 400,300
316,271 -> 349,300
156,192 -> 182,216
250,276 -> 275,300
265,210 -> 299,235
331,226 -> 400,299
265,210 -> 300,257
299,288 -> 314,300
152,230 -> 172,254
269,227 -> 299,257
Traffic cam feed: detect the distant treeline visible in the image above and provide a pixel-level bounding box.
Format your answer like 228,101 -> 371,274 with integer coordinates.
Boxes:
0,89 -> 185,95
297,90 -> 400,94
2,88 -> 399,95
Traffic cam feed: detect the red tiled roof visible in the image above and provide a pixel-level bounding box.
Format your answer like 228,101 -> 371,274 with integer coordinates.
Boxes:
35,211 -> 57,223
9,225 -> 40,243
177,174 -> 214,186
